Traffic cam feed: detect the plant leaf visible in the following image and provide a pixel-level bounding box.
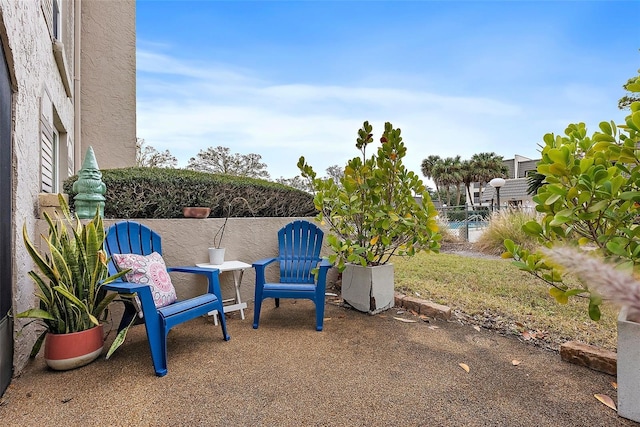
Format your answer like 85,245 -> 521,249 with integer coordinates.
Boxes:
549,287 -> 569,304
16,308 -> 54,321
393,317 -> 417,323
594,394 -> 617,411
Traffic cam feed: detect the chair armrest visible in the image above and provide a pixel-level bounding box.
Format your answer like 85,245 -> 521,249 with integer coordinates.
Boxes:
253,257 -> 277,287
102,280 -> 149,293
167,266 -> 220,275
102,280 -> 156,320
315,258 -> 332,290
166,266 -> 223,299
318,258 -> 332,269
252,257 -> 278,268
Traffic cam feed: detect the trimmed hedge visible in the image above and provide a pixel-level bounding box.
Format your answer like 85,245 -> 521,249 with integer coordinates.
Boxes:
63,167 -> 317,219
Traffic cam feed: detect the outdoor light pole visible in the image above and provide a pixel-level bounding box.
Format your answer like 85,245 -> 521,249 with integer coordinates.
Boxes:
489,177 -> 506,211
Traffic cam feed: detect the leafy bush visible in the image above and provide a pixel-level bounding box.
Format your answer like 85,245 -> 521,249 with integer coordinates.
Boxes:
475,208 -> 540,255
442,208 -> 467,222
503,88 -> 640,320
63,167 -> 316,218
298,121 -> 440,270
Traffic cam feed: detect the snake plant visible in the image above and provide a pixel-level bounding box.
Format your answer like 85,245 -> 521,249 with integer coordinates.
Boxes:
18,194 -> 128,356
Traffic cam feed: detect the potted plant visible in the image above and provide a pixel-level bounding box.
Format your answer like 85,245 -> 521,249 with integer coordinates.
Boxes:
183,207 -> 211,218
501,73 -> 640,422
298,121 -> 441,313
208,214 -> 228,265
209,197 -> 251,265
543,247 -> 640,422
17,194 -> 128,370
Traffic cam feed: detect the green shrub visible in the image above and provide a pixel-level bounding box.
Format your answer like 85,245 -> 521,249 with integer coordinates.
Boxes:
504,114 -> 640,320
442,208 -> 467,222
298,121 -> 440,270
475,208 -> 539,255
63,167 -> 316,219
440,207 -> 491,222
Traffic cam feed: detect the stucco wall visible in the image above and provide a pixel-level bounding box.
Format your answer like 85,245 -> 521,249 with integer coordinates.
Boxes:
0,0 -> 77,373
33,217 -> 337,306
5,0 -> 137,376
80,0 -> 136,169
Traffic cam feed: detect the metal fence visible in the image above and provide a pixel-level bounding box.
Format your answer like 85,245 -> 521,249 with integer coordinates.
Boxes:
437,205 -> 538,242
437,205 -> 493,242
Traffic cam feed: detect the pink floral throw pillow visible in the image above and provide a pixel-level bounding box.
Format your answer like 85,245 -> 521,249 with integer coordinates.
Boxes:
112,252 -> 178,308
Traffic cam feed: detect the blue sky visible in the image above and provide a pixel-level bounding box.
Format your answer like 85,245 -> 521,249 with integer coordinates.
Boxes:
136,0 -> 639,181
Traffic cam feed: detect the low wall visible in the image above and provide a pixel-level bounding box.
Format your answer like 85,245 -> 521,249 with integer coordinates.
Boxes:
37,217 -> 337,306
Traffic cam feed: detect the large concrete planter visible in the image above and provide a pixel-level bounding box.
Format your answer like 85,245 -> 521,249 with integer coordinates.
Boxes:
341,263 -> 394,314
617,307 -> 640,422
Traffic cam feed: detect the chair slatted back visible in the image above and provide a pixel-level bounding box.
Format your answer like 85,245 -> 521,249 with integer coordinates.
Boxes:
104,221 -> 163,276
278,220 -> 323,284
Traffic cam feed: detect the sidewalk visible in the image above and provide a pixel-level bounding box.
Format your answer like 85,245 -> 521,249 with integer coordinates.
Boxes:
0,300 -> 635,426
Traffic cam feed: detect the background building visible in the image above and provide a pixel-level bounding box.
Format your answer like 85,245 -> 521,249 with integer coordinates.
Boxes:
469,154 -> 540,209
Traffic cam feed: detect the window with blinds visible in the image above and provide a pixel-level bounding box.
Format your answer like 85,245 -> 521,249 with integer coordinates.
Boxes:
67,139 -> 74,177
40,91 -> 59,193
40,123 -> 58,194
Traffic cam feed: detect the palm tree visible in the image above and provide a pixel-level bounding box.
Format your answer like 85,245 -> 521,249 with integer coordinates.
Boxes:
470,152 -> 508,207
434,156 -> 462,206
421,155 -> 443,206
461,159 -> 477,207
526,170 -> 545,195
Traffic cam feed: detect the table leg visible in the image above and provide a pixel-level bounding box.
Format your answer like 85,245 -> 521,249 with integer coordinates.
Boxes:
233,269 -> 246,320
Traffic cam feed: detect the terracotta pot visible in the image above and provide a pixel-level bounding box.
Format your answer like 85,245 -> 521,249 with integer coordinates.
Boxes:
44,324 -> 104,371
182,207 -> 211,218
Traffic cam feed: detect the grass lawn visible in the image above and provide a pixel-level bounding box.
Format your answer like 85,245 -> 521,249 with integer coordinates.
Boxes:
393,251 -> 618,352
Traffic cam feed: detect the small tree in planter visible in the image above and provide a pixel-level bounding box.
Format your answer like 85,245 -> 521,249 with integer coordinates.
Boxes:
502,76 -> 640,421
503,90 -> 640,321
543,246 -> 640,421
298,121 -> 441,313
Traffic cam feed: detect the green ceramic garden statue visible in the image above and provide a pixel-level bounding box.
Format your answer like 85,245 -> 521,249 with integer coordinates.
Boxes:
72,146 -> 106,218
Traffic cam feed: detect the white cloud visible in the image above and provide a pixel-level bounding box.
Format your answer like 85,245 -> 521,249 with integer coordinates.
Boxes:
136,49 -> 626,181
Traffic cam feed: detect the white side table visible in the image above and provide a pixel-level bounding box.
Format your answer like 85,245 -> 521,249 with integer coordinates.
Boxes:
196,260 -> 251,324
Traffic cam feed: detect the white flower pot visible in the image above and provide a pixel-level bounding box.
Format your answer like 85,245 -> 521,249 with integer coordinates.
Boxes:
341,263 -> 394,314
617,307 -> 640,422
208,247 -> 225,265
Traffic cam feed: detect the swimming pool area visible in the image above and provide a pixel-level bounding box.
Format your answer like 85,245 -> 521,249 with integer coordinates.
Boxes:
447,220 -> 489,230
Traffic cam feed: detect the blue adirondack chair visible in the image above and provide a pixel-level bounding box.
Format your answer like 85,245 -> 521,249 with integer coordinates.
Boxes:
253,220 -> 332,331
103,221 -> 230,376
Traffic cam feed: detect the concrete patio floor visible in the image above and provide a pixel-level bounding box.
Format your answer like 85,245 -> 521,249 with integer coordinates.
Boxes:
0,299 -> 635,426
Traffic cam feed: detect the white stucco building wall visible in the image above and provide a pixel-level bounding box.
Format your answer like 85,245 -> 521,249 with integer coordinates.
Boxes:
81,0 -> 136,169
0,0 -> 137,378
1,0 -> 76,372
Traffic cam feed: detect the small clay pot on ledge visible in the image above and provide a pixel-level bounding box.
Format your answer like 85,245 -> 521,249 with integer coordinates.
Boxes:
182,207 -> 211,218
